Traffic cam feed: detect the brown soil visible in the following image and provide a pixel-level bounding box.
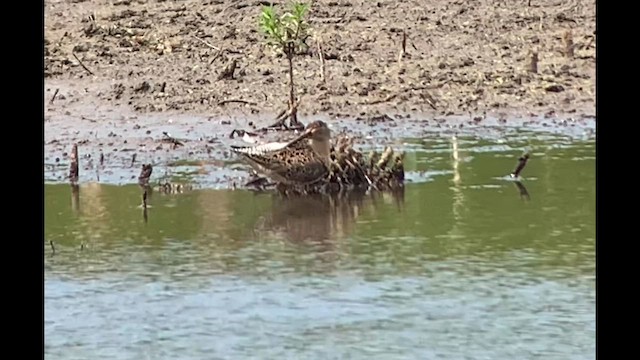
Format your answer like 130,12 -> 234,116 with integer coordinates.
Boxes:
44,0 -> 596,187
45,0 -> 595,119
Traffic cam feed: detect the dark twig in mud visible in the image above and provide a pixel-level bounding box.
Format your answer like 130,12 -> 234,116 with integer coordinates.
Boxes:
138,164 -> 153,186
69,144 -> 79,183
217,99 -> 257,106
514,181 -> 531,201
398,29 -> 407,62
130,153 -> 137,167
511,151 -> 531,178
72,52 -> 94,75
192,34 -> 220,50
50,88 -> 59,104
99,152 -> 104,167
49,240 -> 56,255
529,51 -> 539,73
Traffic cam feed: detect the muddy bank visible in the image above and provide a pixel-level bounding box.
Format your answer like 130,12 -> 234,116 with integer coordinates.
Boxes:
44,0 -> 595,188
45,0 -> 595,119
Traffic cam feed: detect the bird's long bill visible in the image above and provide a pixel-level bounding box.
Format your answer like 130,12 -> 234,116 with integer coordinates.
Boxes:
285,127 -> 315,147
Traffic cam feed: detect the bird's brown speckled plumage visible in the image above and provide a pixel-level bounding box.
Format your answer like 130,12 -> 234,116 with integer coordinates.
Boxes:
231,121 -> 332,185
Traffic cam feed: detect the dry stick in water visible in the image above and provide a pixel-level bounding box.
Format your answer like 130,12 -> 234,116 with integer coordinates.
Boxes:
50,240 -> 56,255
69,144 -> 79,183
72,52 -> 94,75
514,181 -> 531,201
50,88 -> 59,104
511,151 -> 531,178
130,153 -> 137,167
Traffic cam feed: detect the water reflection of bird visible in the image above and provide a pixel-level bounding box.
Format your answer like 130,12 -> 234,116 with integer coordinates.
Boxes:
260,188 -> 396,243
231,121 -> 332,185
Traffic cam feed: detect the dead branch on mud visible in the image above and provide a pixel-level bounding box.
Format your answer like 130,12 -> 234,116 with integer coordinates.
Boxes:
192,34 -> 220,51
72,52 -> 94,75
317,39 -> 326,83
217,99 -> 257,106
130,153 -> 137,167
49,240 -> 56,255
69,144 -> 79,183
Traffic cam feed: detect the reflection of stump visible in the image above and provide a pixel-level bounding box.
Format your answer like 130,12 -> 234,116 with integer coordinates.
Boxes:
70,184 -> 80,214
69,144 -> 79,184
142,188 -> 149,223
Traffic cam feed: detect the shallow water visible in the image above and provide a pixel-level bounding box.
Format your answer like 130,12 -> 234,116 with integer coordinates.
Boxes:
45,132 -> 595,359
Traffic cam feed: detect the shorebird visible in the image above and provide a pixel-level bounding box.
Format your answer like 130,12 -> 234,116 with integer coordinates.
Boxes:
231,120 -> 332,185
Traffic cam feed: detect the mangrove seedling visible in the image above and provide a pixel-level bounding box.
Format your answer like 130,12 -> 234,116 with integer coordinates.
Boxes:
259,2 -> 311,129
